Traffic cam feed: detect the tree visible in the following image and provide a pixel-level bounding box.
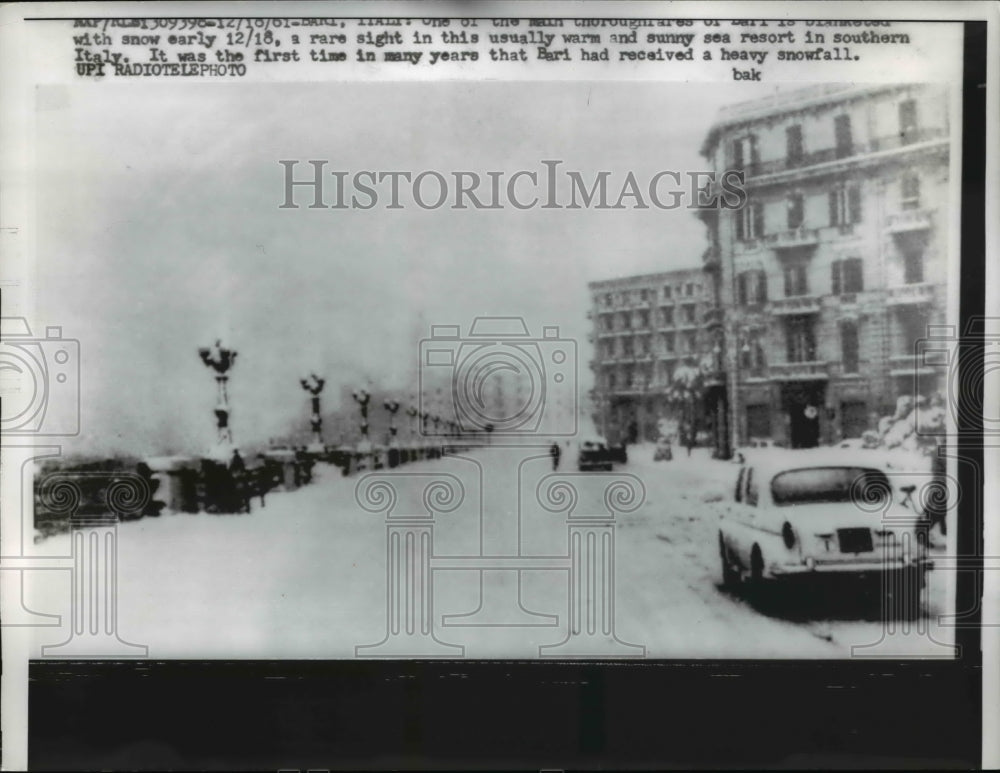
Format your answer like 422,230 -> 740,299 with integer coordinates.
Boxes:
664,357 -> 706,448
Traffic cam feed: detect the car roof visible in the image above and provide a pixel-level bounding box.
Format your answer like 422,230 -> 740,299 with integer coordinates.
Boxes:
739,448 -> 897,478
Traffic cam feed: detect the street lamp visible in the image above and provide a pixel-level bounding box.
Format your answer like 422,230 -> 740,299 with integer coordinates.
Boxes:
406,404 -> 419,439
384,399 -> 400,443
198,339 -> 238,449
352,388 -> 371,444
300,374 -> 326,446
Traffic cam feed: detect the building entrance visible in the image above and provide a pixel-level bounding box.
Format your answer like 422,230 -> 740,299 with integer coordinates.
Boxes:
781,381 -> 826,449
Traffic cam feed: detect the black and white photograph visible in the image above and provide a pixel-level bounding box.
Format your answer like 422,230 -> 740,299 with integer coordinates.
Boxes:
1,2 -> 994,770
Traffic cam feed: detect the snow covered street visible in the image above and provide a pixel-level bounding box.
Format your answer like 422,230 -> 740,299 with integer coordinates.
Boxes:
29,444 -> 955,660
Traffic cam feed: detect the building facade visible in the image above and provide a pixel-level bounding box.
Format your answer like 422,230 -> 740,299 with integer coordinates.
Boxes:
588,269 -> 711,443
699,83 -> 951,452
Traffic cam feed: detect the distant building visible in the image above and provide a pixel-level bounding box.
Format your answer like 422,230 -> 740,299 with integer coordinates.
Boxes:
588,269 -> 711,443
698,83 -> 950,452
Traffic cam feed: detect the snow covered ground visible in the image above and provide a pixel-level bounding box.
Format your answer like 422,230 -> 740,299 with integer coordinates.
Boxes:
27,444 -> 956,659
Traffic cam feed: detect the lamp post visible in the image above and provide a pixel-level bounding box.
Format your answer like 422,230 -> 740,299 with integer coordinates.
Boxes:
384,399 -> 400,443
300,374 -> 326,446
198,339 -> 238,450
352,388 -> 371,445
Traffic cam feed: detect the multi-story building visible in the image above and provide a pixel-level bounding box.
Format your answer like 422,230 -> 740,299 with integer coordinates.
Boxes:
698,83 -> 951,452
588,268 -> 710,442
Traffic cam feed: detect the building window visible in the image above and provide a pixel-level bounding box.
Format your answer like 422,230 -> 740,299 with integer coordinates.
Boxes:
607,372 -> 616,390
619,312 -> 631,330
639,289 -> 648,302
683,304 -> 697,324
663,332 -> 675,353
736,201 -> 764,241
899,99 -> 918,145
840,320 -> 859,373
685,282 -> 694,296
638,310 -> 649,329
737,270 -> 768,306
901,175 -> 921,210
829,185 -> 862,226
663,285 -> 672,300
746,404 -> 771,439
683,331 -> 697,353
786,124 -> 804,167
834,114 -> 853,158
897,307 -> 927,357
604,293 -> 613,308
903,250 -> 924,284
740,333 -> 767,377
840,400 -> 868,439
783,262 -> 809,297
661,307 -> 674,326
732,134 -> 757,171
787,193 -> 804,230
786,315 -> 817,363
831,258 -> 864,295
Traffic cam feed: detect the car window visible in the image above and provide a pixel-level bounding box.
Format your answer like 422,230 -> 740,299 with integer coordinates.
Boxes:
734,467 -> 745,503
770,467 -> 891,507
745,468 -> 758,507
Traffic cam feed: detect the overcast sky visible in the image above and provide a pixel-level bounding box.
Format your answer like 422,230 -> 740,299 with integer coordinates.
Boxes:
35,80 -> 778,455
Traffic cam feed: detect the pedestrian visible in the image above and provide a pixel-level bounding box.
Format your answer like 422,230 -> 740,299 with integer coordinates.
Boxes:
550,441 -> 561,471
228,448 -> 250,514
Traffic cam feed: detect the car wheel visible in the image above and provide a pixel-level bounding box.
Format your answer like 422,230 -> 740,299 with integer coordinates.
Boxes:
748,545 -> 771,608
719,534 -> 739,590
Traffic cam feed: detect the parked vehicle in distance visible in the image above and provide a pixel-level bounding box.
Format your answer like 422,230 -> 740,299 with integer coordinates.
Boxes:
577,438 -> 613,472
608,441 -> 628,465
718,449 -> 932,618
653,436 -> 673,462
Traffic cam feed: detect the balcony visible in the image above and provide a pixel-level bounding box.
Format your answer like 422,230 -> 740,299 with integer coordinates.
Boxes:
769,361 -> 829,381
885,208 -> 934,234
741,127 -> 948,181
762,227 -> 820,250
749,148 -> 838,177
885,283 -> 935,306
769,295 -> 822,315
888,354 -> 936,377
867,127 -> 948,153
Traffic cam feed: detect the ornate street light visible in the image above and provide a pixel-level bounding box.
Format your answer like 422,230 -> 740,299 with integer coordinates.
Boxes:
406,404 -> 419,439
384,399 -> 400,443
300,374 -> 326,446
198,339 -> 238,447
352,388 -> 371,442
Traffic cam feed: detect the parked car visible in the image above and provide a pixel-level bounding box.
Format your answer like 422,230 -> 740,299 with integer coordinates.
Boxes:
717,449 -> 932,617
608,441 -> 628,465
577,438 -> 613,472
653,436 -> 673,462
